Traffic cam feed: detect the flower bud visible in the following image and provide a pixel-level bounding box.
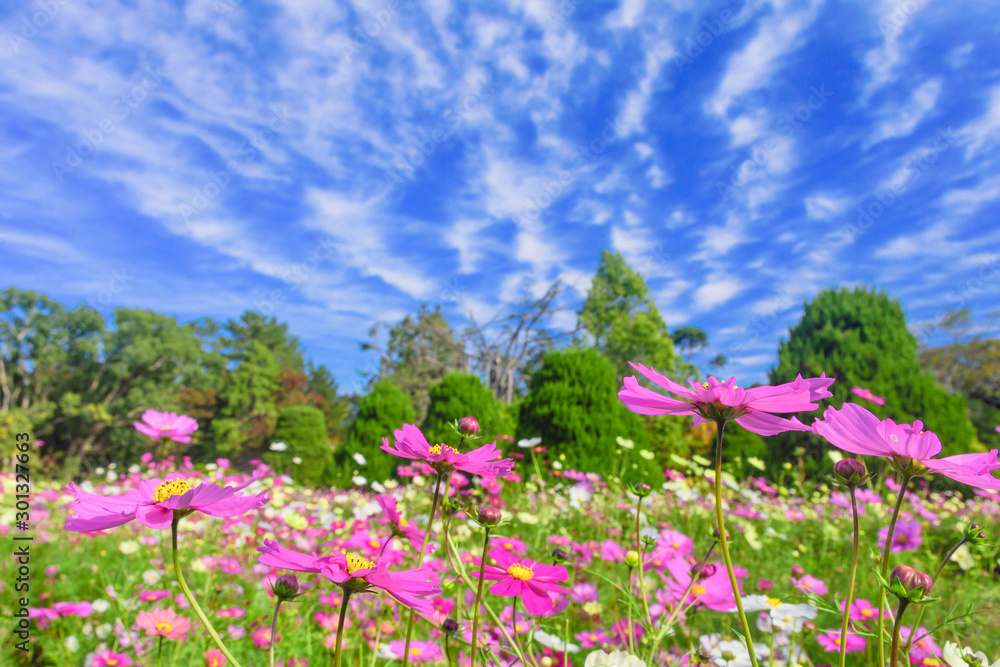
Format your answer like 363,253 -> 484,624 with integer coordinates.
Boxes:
690,563 -> 717,580
550,547 -> 570,562
964,521 -> 987,543
891,565 -> 933,595
711,527 -> 730,541
477,506 -> 502,527
791,564 -> 804,577
632,482 -> 652,497
625,550 -> 640,568
458,416 -> 480,436
272,574 -> 301,601
442,618 -> 459,634
833,458 -> 867,485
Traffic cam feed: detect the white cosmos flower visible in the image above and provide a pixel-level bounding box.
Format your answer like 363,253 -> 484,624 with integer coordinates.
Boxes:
616,436 -> 635,450
943,642 -> 1000,667
352,475 -> 368,486
742,595 -> 817,633
269,442 -> 288,452
534,629 -> 580,653
585,649 -> 647,666
517,437 -> 542,448
352,452 -> 367,466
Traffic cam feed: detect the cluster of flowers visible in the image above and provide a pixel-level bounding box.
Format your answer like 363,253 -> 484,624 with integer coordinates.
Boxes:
41,366 -> 1000,667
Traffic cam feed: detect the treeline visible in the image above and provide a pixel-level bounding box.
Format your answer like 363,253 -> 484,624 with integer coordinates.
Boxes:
2,251 -> 997,485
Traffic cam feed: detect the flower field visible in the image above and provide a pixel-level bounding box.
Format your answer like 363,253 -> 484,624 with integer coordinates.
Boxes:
3,376 -> 1000,667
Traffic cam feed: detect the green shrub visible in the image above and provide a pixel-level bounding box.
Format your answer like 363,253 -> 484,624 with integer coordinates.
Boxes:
271,406 -> 331,486
767,287 -> 976,478
421,373 -> 514,445
345,380 -> 417,483
517,348 -> 661,484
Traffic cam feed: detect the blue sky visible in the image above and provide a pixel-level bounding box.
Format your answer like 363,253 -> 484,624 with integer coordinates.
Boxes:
2,0 -> 999,393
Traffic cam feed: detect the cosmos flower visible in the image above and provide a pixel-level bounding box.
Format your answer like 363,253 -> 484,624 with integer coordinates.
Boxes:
92,650 -> 134,667
380,639 -> 443,662
812,403 -> 1000,489
133,409 -> 199,443
381,424 -> 514,477
479,548 -> 569,615
618,363 -> 834,435
584,650 -> 648,667
64,470 -> 269,532
375,494 -> 425,552
135,607 -> 191,640
664,559 -> 739,612
851,387 -> 886,405
203,648 -> 228,667
256,539 -> 441,618
816,629 -> 867,653
877,518 -> 923,553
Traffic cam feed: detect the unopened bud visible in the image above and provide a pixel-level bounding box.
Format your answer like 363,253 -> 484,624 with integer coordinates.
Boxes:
690,563 -> 717,580
712,527 -> 730,541
888,565 -> 934,603
791,564 -> 804,577
633,482 -> 652,497
442,618 -> 459,633
833,458 -> 867,485
625,550 -> 640,568
458,416 -> 480,436
964,521 -> 987,543
477,506 -> 502,527
272,574 -> 301,601
550,547 -> 570,562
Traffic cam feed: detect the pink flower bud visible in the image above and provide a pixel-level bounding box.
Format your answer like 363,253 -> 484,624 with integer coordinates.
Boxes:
477,506 -> 502,527
458,416 -> 480,436
890,565 -> 933,595
833,457 -> 867,484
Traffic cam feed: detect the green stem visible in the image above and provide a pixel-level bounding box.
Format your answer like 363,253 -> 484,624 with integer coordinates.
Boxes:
635,494 -> 652,627
876,474 -> 912,667
401,472 -> 445,667
905,536 -> 966,652
332,592 -> 352,667
889,600 -> 910,667
269,599 -> 283,667
838,486 -> 861,667
510,597 -> 532,667
170,513 -> 242,667
713,420 -> 759,667
470,527 -> 492,667
156,636 -> 163,667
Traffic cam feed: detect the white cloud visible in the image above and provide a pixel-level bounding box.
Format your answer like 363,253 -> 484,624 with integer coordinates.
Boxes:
804,194 -> 850,220
958,84 -> 1000,159
868,78 -> 942,145
693,275 -> 745,310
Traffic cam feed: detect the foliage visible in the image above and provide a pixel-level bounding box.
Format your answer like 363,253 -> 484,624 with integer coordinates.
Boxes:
517,347 -> 661,484
768,287 -> 976,478
420,372 -> 515,445
578,250 -> 679,380
215,341 -> 280,459
344,380 -> 417,483
361,303 -> 467,421
271,405 -> 332,485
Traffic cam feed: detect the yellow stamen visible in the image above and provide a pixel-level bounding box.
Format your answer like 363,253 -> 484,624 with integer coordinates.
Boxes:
691,584 -> 707,596
160,425 -> 172,430
861,608 -> 874,617
507,563 -> 534,581
344,552 -> 375,574
428,444 -> 458,456
155,621 -> 174,634
152,479 -> 192,502
766,597 -> 782,607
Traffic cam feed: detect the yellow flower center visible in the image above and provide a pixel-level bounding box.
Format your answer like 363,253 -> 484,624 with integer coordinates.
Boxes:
428,444 -> 458,456
344,552 -> 375,574
152,479 -> 192,502
399,518 -> 409,528
160,425 -> 173,430
691,584 -> 707,596
108,661 -> 119,666
924,660 -> 941,667
507,563 -> 534,581
861,608 -> 874,617
155,621 -> 173,634
766,597 -> 782,607
410,648 -> 422,657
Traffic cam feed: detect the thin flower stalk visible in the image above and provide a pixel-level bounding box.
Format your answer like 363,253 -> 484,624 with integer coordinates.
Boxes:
333,592 -> 352,667
470,526 -> 493,667
635,493 -> 652,628
876,474 -> 912,667
839,486 -> 861,667
401,472 -> 446,667
904,535 -> 967,653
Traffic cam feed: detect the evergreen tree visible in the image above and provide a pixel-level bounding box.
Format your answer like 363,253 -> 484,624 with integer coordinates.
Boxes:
345,380 -> 417,483
271,405 -> 331,486
517,348 -> 661,483
768,287 -> 976,476
421,372 -> 515,445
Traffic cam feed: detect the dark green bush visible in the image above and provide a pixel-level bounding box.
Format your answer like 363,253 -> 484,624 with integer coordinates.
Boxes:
271,405 -> 331,486
421,372 -> 514,445
344,380 -> 417,483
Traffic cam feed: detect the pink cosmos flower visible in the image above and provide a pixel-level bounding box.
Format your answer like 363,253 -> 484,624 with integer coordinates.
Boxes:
791,574 -> 828,597
812,403 -> 1000,489
385,639 -> 443,662
257,539 -> 441,618
376,495 -> 424,552
204,648 -> 228,666
899,626 -> 942,660
851,387 -> 886,405
251,625 -> 278,648
618,363 -> 834,435
133,409 -> 199,443
64,470 -> 268,532
877,519 -> 923,553
479,548 -> 569,615
664,559 -> 738,611
842,598 -> 886,623
53,601 -> 93,617
93,649 -> 134,667
135,607 -> 191,640
816,629 -> 867,653
381,424 -> 514,477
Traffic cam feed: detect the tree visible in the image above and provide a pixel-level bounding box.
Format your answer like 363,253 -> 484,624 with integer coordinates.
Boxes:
345,380 -> 417,483
216,311 -> 306,371
708,353 -> 728,369
466,281 -> 574,403
671,326 -> 709,363
361,304 -> 467,420
421,372 -> 515,445
517,348 -> 660,483
214,341 -> 280,457
271,406 -> 331,485
767,287 -> 976,476
579,250 -> 678,379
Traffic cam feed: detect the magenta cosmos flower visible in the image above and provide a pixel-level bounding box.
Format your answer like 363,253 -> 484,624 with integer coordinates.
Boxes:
134,409 -> 199,443
479,548 -> 568,615
64,471 -> 268,532
257,539 -> 441,618
850,387 -> 886,405
812,403 -> 1000,489
381,424 -> 514,477
136,607 -> 191,640
618,363 -> 834,435
376,495 -> 424,551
